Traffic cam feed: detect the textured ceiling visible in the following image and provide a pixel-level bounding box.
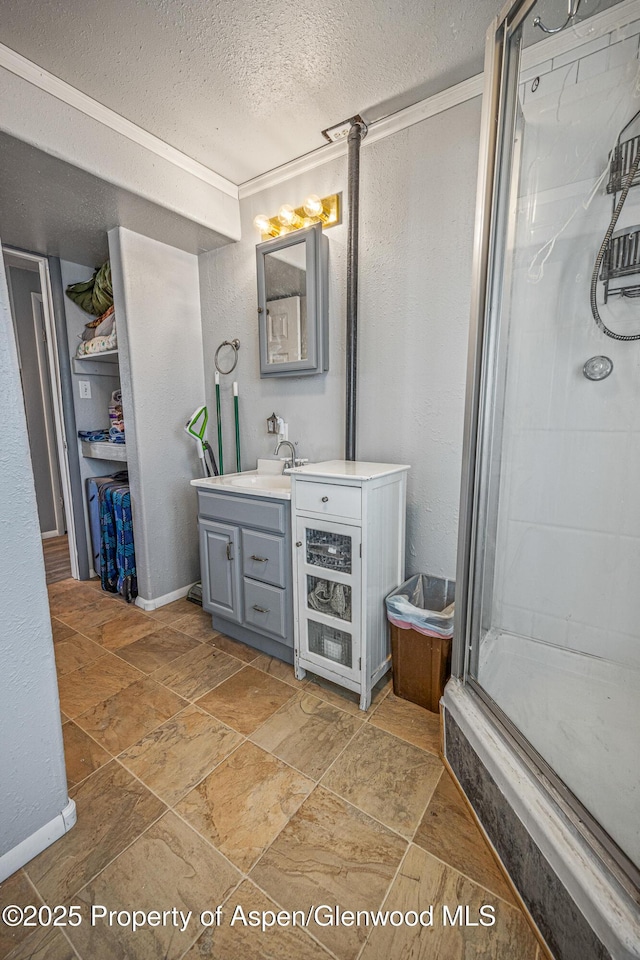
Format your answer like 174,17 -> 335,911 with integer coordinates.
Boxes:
0,0 -> 620,184
0,0 -> 502,183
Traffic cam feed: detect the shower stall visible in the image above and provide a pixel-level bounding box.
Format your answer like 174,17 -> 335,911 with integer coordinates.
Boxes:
443,0 -> 640,957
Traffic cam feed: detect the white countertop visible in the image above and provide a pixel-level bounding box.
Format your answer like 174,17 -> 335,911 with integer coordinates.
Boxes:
190,463 -> 291,500
287,460 -> 410,481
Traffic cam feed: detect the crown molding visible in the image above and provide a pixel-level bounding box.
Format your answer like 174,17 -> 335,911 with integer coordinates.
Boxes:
3,0 -> 638,206
238,74 -> 484,198
238,0 -> 640,199
0,41 -> 238,199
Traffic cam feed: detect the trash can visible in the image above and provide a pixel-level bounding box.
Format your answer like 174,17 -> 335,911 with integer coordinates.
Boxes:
385,575 -> 455,713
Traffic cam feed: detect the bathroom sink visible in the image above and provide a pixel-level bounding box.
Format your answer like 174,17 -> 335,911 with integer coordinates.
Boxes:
229,475 -> 290,491
191,462 -> 295,499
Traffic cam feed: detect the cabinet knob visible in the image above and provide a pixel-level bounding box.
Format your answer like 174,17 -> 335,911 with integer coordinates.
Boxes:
321,496 -> 329,503
296,541 -> 302,547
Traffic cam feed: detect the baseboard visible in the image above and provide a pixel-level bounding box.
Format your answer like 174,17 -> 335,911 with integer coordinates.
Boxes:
0,799 -> 76,882
135,583 -> 194,611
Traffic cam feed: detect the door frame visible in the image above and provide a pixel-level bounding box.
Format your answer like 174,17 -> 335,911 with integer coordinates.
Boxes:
31,292 -> 65,537
3,246 -> 79,579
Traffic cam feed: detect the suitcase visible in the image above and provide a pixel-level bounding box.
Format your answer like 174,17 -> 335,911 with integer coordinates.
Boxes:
99,478 -> 137,602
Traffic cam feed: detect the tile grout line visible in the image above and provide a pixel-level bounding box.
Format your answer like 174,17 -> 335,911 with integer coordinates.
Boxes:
23,768 -> 171,926
59,636 -> 249,723
118,730 -> 251,811
61,699 -> 514,943
406,841 -> 522,910
353,839 -> 417,960
316,781 -> 419,846
48,589 -> 470,954
238,875 -> 344,960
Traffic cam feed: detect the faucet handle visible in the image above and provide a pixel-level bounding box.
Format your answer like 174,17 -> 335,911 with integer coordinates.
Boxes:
294,458 -> 309,467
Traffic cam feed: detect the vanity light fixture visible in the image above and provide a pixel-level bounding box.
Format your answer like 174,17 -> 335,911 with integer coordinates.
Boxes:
253,193 -> 341,239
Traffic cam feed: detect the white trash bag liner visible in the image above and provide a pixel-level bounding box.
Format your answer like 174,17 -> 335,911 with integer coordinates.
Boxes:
385,574 -> 455,638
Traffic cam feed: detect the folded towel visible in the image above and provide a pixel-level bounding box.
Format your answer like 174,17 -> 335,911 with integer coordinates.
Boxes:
78,429 -> 110,442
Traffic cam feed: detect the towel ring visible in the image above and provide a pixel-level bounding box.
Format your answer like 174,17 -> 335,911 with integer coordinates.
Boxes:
215,338 -> 240,375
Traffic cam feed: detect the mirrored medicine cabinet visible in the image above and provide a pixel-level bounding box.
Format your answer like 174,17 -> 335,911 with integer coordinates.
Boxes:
256,222 -> 328,377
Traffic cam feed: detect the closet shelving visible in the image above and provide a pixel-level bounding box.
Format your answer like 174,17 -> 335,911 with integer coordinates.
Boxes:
72,349 -> 119,375
81,440 -> 126,462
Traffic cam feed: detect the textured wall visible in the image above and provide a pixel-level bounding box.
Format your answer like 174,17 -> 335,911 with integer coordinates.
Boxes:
109,227 -> 206,602
0,244 -> 68,859
199,98 -> 481,579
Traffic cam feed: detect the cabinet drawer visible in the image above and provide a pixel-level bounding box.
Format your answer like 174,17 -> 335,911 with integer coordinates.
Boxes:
243,578 -> 287,640
295,480 -> 361,519
198,491 -> 287,534
242,530 -> 286,588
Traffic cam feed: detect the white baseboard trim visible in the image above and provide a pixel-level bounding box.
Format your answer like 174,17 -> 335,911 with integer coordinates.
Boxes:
0,799 -> 77,883
135,583 -> 194,611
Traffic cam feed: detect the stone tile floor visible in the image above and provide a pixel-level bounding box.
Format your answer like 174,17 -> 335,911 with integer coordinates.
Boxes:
0,578 -> 544,960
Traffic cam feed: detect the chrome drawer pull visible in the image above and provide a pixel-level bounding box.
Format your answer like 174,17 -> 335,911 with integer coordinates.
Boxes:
252,604 -> 270,613
250,555 -> 268,562
321,496 -> 329,502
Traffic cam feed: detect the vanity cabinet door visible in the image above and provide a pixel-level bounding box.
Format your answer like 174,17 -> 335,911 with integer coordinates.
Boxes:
199,519 -> 242,623
294,516 -> 361,684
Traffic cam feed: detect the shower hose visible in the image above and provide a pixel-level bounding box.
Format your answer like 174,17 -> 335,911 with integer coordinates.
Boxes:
590,145 -> 640,341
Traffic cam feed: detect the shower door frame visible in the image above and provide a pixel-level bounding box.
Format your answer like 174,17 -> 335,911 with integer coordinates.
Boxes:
453,0 -> 640,895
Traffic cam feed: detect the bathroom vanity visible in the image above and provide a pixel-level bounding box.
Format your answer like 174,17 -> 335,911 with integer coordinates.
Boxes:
288,460 -> 409,710
191,466 -> 294,663
192,459 -> 409,706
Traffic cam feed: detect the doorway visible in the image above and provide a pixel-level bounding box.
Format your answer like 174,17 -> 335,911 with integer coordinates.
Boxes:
3,247 -> 79,583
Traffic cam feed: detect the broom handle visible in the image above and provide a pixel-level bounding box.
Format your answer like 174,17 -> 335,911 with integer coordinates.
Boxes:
233,381 -> 241,472
215,372 -> 224,475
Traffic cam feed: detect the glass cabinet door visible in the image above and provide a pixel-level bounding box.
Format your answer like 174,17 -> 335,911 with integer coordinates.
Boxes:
295,516 -> 360,680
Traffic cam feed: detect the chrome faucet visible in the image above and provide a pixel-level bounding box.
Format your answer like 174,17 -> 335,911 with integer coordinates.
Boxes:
274,439 -> 306,471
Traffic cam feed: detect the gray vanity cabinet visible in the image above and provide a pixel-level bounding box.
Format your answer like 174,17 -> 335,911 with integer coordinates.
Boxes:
196,489 -> 294,663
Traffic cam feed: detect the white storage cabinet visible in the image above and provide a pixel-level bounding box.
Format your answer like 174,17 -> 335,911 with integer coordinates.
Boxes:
289,461 -> 409,710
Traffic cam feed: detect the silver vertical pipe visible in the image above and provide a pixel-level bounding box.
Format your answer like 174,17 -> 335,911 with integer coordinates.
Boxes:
345,118 -> 367,461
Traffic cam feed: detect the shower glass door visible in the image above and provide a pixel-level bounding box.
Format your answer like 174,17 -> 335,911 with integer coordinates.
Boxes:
464,0 -> 640,879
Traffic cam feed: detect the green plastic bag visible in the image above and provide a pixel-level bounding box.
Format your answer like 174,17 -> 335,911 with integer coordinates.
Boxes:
65,260 -> 113,316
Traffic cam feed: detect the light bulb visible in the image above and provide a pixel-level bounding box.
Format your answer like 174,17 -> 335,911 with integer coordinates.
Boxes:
278,204 -> 300,227
303,194 -> 324,218
253,214 -> 278,237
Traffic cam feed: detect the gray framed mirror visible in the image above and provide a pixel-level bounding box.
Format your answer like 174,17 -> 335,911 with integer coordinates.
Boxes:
257,222 -> 328,377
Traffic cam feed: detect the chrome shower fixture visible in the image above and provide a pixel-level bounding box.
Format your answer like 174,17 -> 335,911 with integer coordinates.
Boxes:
534,0 -> 582,34
583,356 -> 613,381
